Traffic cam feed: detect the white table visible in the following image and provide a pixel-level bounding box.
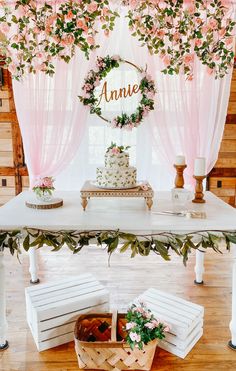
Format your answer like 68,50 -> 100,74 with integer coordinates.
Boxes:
0,191 -> 236,351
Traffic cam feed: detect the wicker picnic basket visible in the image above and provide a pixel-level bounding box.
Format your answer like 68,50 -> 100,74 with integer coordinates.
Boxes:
74,312 -> 157,371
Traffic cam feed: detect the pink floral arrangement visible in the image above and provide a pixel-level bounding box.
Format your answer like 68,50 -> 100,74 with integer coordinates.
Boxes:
33,177 -> 55,197
123,0 -> 236,79
125,302 -> 170,350
106,142 -> 130,154
0,0 -> 119,79
79,55 -> 156,130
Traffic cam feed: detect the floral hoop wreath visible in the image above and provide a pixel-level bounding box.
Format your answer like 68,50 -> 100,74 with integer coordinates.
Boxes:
79,55 -> 156,130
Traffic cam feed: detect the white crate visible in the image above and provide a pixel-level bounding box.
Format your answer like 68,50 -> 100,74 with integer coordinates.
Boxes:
133,288 -> 204,359
25,274 -> 109,351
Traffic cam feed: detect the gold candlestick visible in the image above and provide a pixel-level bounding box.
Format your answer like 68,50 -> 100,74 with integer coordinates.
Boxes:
192,175 -> 206,203
174,164 -> 187,188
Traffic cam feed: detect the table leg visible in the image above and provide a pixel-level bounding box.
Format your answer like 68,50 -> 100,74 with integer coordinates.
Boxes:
29,247 -> 40,284
229,244 -> 236,350
81,197 -> 88,211
194,249 -> 205,284
146,197 -> 153,210
0,251 -> 9,351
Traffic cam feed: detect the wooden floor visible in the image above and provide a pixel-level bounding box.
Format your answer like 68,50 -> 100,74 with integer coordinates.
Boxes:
1,246 -> 236,371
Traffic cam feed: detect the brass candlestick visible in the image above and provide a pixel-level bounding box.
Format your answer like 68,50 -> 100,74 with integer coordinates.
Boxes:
192,175 -> 206,203
174,164 -> 187,188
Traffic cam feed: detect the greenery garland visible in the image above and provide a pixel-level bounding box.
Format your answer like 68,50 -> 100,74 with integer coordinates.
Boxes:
1,228 -> 236,267
79,55 -> 156,130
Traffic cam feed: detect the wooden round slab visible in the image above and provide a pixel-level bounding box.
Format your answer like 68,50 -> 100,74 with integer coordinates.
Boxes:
25,198 -> 63,210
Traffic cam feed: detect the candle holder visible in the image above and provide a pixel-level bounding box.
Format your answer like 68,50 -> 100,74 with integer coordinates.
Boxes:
192,175 -> 206,203
174,164 -> 187,188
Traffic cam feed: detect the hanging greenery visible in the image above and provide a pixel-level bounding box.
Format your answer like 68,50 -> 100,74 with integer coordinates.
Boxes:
0,0 -> 119,79
0,1 -> 235,80
123,0 -> 236,79
1,228 -> 236,267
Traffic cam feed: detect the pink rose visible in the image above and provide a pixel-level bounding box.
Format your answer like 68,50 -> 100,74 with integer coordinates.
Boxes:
209,18 -> 218,30
129,332 -> 141,342
102,7 -> 110,16
0,22 -> 10,35
33,27 -> 40,34
87,36 -> 95,45
207,67 -> 214,75
157,29 -> 165,38
66,10 -> 73,20
218,28 -> 226,37
173,32 -> 180,41
146,91 -> 155,99
201,25 -> 209,35
126,322 -> 136,330
111,147 -> 120,154
184,53 -> 194,65
129,0 -> 139,9
145,322 -> 155,329
195,39 -> 202,47
163,55 -> 171,66
104,29 -> 110,37
8,63 -> 17,75
225,37 -> 233,45
113,55 -> 120,61
17,5 -> 27,17
77,20 -> 87,30
87,2 -> 98,13
62,34 -> 75,46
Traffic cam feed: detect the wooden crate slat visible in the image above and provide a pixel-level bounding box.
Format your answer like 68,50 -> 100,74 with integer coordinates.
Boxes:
159,329 -> 203,359
0,151 -> 13,166
25,275 -> 110,351
26,273 -> 94,294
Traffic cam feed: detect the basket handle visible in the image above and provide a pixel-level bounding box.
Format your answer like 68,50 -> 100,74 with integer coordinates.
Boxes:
111,310 -> 118,342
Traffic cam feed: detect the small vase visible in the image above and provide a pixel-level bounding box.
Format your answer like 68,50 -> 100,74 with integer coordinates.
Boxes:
36,191 -> 53,203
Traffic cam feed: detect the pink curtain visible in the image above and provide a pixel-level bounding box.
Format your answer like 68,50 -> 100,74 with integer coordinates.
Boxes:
13,50 -> 90,187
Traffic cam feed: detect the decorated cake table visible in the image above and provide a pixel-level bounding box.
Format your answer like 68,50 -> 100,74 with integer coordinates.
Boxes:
80,181 -> 154,211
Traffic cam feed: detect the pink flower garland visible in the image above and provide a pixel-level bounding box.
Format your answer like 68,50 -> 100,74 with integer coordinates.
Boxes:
123,0 -> 236,79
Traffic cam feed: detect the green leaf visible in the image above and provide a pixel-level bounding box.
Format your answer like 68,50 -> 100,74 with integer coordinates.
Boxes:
23,234 -> 30,251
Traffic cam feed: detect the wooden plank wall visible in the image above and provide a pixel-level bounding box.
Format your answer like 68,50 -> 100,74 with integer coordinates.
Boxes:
0,68 -> 28,205
208,69 -> 236,206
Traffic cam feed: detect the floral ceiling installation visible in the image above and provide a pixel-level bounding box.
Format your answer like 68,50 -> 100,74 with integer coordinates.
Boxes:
0,0 -> 119,79
0,0 -> 235,80
123,0 -> 236,79
79,55 -> 156,130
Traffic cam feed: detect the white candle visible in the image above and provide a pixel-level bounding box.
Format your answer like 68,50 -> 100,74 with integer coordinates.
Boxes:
194,157 -> 206,176
175,155 -> 186,165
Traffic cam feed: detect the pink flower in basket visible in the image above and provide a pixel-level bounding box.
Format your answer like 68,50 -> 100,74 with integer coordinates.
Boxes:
129,332 -> 141,342
126,322 -> 136,330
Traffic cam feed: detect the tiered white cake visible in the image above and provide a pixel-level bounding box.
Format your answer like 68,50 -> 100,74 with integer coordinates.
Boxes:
96,144 -> 137,188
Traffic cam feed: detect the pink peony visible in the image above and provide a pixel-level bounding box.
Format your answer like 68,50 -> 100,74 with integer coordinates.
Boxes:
41,177 -> 54,188
0,22 -> 10,35
87,2 -> 98,13
129,332 -> 141,342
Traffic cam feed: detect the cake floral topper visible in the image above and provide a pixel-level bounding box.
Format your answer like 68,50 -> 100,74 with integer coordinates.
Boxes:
106,142 -> 131,154
79,55 -> 156,130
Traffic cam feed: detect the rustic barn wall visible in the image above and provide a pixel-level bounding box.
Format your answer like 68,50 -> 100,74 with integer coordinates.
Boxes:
208,69 -> 236,206
0,68 -> 28,205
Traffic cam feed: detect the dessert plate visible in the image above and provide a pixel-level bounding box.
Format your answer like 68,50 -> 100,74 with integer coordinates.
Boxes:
90,181 -> 144,190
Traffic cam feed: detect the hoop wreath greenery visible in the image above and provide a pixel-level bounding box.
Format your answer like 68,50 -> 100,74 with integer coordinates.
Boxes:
79,55 -> 156,130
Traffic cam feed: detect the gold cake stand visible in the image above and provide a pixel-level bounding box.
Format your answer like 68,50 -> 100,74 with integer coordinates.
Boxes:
80,181 -> 154,211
